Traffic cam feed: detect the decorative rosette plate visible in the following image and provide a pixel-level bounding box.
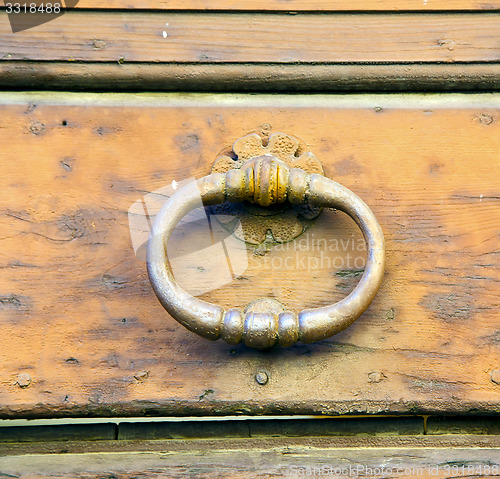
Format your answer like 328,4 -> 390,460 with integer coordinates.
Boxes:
210,131 -> 324,245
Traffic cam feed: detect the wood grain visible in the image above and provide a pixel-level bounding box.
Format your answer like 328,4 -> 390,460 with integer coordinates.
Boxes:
0,92 -> 499,418
56,0 -> 500,11
1,12 -> 500,63
3,434 -> 500,456
0,437 -> 499,478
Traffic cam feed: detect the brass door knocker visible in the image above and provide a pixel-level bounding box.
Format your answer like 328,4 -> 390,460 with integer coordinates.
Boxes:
147,134 -> 385,349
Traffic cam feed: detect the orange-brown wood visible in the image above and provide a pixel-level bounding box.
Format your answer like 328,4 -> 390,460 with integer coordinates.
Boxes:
1,12 -> 500,63
0,92 -> 499,418
64,0 -> 500,11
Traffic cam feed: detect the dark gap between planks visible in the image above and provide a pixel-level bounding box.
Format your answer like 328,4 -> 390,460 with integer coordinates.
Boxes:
0,416 -> 499,443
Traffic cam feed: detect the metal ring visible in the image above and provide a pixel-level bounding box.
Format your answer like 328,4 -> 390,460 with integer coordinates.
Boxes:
147,156 -> 385,349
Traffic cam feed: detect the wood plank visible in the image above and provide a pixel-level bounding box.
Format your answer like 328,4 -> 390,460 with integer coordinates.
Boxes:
37,0 -> 500,11
0,436 -> 500,456
0,92 -> 499,418
1,12 -> 500,63
2,62 -> 500,92
3,435 -> 500,456
0,437 -> 499,478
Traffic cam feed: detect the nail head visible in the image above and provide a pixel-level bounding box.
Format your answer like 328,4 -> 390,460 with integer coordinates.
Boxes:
255,371 -> 268,385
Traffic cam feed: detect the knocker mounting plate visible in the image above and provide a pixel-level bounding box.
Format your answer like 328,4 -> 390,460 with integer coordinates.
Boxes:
210,130 -> 324,245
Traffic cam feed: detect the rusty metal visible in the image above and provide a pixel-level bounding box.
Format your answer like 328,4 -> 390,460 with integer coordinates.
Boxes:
147,153 -> 385,349
210,131 -> 323,244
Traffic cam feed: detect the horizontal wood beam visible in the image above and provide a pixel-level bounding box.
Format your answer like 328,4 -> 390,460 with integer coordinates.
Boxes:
2,62 -> 500,91
1,433 -> 500,455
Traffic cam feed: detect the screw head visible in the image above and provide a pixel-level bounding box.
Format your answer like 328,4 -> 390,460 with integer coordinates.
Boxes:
255,371 -> 269,385
491,369 -> 500,385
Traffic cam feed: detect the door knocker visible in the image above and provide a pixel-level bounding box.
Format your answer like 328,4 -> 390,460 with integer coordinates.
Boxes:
147,132 -> 385,349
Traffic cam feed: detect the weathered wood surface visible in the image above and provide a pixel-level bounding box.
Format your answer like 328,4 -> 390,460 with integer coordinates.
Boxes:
0,92 -> 499,418
1,12 -> 500,63
3,434 -> 500,456
3,63 -> 500,92
1,436 -> 500,478
46,0 -> 500,10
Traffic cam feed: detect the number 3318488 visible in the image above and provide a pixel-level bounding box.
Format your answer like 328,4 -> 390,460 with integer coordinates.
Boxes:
5,3 -> 62,13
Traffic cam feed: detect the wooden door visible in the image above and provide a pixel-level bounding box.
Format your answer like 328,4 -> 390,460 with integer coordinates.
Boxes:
1,92 -> 499,416
0,2 -> 499,477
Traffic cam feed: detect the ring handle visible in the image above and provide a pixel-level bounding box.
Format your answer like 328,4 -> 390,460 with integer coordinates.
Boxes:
147,156 -> 385,349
